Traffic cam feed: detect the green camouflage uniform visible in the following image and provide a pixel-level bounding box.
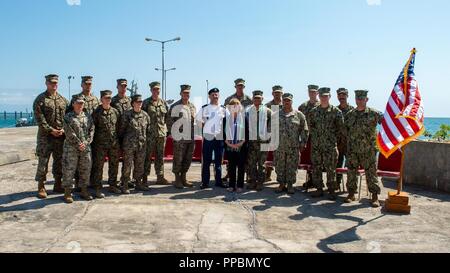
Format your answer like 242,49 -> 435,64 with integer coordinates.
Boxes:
309,105 -> 344,191
62,111 -> 95,189
275,109 -> 309,186
119,109 -> 151,185
142,97 -> 169,179
111,94 -> 132,147
91,106 -> 121,188
68,93 -> 100,116
298,100 -> 320,123
345,107 -> 383,194
68,92 -> 100,186
246,105 -> 273,185
33,91 -> 69,182
265,100 -> 282,111
298,100 -> 320,185
168,99 -> 197,175
336,104 -> 355,185
224,93 -> 253,108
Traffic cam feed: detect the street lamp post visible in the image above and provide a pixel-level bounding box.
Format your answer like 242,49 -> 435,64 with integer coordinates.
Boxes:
155,68 -> 176,100
68,76 -> 74,98
145,37 -> 181,101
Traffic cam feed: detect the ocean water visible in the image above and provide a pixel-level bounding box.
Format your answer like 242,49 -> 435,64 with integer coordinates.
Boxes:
0,114 -> 449,136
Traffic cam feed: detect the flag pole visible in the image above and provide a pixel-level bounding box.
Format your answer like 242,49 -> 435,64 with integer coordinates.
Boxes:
397,48 -> 416,195
398,147 -> 405,195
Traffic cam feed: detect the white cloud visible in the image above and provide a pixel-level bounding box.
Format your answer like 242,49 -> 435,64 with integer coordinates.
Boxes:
66,0 -> 81,6
367,0 -> 382,5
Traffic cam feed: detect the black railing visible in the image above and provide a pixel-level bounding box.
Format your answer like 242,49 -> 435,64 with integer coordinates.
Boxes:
1,111 -> 34,120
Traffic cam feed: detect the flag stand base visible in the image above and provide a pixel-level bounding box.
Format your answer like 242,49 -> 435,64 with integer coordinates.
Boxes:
385,191 -> 411,214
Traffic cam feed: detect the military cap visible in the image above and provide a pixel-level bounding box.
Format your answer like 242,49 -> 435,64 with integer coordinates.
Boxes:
72,94 -> 85,103
131,94 -> 143,103
234,78 -> 246,86
45,74 -> 59,83
318,87 -> 331,96
208,88 -> 220,95
272,85 -> 283,93
100,90 -> 113,98
81,76 -> 93,84
252,90 -> 264,98
282,93 -> 293,101
337,88 -> 349,95
180,85 -> 192,92
308,85 -> 319,92
149,81 -> 161,89
117,79 -> 128,85
355,90 -> 369,99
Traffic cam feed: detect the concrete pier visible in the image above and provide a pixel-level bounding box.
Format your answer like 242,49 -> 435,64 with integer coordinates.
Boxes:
1,127 -> 449,253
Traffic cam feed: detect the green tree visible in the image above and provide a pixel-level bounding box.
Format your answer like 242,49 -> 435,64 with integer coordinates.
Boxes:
433,124 -> 450,142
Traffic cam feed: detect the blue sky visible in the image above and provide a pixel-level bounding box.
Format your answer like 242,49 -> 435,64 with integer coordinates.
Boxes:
0,0 -> 449,117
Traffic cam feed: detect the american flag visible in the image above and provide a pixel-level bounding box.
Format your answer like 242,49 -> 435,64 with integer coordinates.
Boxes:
377,48 -> 425,158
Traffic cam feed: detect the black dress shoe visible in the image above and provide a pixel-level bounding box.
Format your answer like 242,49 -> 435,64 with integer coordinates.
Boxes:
215,183 -> 227,188
200,184 -> 210,190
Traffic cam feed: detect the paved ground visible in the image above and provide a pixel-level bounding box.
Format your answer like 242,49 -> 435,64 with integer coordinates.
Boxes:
1,159 -> 450,253
1,127 -> 450,253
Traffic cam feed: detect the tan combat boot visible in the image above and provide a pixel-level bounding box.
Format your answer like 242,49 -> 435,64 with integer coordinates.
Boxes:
287,184 -> 295,195
122,181 -> 130,195
157,175 -> 171,185
53,178 -> 64,194
181,173 -> 193,188
95,186 -> 105,199
37,181 -> 47,199
275,183 -> 286,194
371,193 -> 380,208
344,191 -> 356,203
64,188 -> 73,204
311,188 -> 324,198
174,174 -> 184,189
80,187 -> 93,201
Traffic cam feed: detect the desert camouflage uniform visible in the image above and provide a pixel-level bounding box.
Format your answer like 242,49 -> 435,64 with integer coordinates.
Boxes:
309,105 -> 345,191
142,97 -> 169,179
33,91 -> 69,182
91,106 -> 121,188
275,109 -> 309,186
345,107 -> 383,194
62,111 -> 95,189
168,100 -> 197,175
119,109 -> 150,185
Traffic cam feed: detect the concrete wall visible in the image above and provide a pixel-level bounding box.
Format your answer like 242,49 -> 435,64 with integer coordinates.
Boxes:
404,140 -> 450,193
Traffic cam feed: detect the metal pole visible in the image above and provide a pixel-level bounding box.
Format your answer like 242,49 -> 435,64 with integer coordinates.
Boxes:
164,70 -> 167,99
162,42 -> 165,101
